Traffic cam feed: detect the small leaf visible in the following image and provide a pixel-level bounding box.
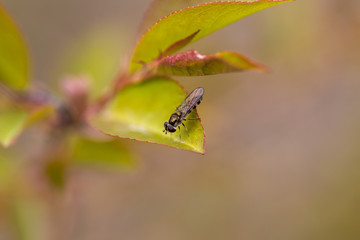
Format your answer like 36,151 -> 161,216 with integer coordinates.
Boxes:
0,6 -> 29,89
130,0 -> 293,73
0,102 -> 53,147
24,105 -> 55,128
43,138 -> 72,190
0,106 -> 29,147
72,138 -> 136,170
45,159 -> 67,189
161,29 -> 200,58
89,76 -> 205,153
152,49 -> 267,76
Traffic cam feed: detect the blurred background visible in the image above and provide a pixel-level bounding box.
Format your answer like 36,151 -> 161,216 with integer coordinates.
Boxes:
1,0 -> 360,239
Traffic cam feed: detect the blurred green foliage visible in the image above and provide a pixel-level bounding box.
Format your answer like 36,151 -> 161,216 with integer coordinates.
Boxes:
0,6 -> 29,89
72,137 -> 136,170
0,106 -> 28,147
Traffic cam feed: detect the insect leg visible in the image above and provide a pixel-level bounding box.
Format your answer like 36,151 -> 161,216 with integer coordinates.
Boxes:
182,122 -> 190,139
178,126 -> 181,141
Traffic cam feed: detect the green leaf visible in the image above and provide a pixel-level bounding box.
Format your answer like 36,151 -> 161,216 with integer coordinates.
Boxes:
0,99 -> 53,147
0,6 -> 29,89
0,106 -> 29,147
130,0 -> 293,73
89,76 -> 205,153
137,0 -> 219,38
57,27 -> 126,99
72,138 -> 136,170
152,50 -> 268,75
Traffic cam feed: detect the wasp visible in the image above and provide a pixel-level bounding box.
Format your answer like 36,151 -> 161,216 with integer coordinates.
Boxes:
164,87 -> 204,134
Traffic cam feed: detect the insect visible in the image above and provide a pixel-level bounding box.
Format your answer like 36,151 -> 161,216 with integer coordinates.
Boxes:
163,87 -> 204,135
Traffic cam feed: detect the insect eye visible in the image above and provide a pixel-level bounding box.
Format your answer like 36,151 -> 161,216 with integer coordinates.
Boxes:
168,125 -> 176,132
164,122 -> 176,132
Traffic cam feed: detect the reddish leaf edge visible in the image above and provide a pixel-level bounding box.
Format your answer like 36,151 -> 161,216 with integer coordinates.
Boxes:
89,121 -> 206,154
215,51 -> 270,73
87,77 -> 206,154
130,0 -> 294,71
152,49 -> 270,75
160,29 -> 200,58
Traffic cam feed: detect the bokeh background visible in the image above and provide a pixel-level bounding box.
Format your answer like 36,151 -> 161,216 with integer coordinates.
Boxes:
1,0 -> 360,239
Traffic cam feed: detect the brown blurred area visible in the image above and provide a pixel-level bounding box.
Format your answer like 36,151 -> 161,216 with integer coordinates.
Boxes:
2,0 -> 360,239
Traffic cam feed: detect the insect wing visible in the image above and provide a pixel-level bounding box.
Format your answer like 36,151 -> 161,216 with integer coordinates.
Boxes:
179,87 -> 204,118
